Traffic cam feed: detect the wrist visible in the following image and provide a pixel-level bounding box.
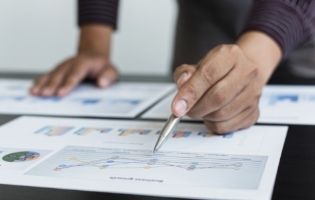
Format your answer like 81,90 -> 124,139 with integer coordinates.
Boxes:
78,24 -> 113,57
236,31 -> 282,84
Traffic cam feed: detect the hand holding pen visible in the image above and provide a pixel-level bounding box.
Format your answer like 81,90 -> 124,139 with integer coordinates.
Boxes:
154,33 -> 282,152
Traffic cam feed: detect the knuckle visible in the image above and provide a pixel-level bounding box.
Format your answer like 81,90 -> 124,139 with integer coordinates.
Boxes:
175,65 -> 185,72
211,123 -> 228,134
182,83 -> 198,102
93,59 -> 107,68
204,121 -> 228,134
75,63 -> 87,71
250,65 -> 259,76
199,65 -> 214,84
46,82 -> 56,89
70,70 -> 84,78
65,76 -> 78,85
228,44 -> 240,54
47,80 -> 60,88
212,109 -> 229,121
175,64 -> 191,75
50,74 -> 63,83
246,64 -> 259,79
216,44 -> 229,53
179,64 -> 190,69
212,88 -> 227,106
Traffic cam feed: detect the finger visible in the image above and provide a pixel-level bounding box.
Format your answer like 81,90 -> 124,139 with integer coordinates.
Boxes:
203,88 -> 260,122
173,64 -> 196,88
97,65 -> 119,88
202,78 -> 261,122
30,75 -> 49,95
37,65 -> 72,96
86,58 -> 108,79
187,63 -> 258,118
30,59 -> 73,96
57,61 -> 89,97
172,46 -> 237,117
204,106 -> 259,134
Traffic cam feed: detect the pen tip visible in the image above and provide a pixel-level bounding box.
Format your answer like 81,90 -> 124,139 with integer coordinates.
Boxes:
153,145 -> 159,153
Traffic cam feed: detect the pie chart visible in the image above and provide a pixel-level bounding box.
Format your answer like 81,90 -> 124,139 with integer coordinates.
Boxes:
2,151 -> 40,162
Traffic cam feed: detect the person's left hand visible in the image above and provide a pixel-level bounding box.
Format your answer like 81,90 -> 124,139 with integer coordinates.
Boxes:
172,43 -> 277,134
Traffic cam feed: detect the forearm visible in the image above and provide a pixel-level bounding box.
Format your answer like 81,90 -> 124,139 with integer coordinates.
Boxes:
78,25 -> 113,57
237,31 -> 282,84
77,0 -> 119,57
245,0 -> 315,57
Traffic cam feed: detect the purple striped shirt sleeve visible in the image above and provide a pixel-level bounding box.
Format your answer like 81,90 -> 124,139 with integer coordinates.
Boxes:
78,0 -> 119,29
245,0 -> 315,57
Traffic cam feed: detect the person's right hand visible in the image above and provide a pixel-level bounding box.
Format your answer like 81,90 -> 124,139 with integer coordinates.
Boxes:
30,54 -> 119,97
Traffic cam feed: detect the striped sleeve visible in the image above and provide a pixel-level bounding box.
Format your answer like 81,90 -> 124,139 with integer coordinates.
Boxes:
78,0 -> 119,29
244,0 -> 315,57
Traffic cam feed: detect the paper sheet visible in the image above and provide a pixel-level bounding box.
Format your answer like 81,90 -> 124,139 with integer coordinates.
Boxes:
142,85 -> 315,125
0,79 -> 175,118
0,116 -> 287,200
258,85 -> 315,124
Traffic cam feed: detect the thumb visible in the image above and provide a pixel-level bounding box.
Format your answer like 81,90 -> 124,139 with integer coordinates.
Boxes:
97,65 -> 119,88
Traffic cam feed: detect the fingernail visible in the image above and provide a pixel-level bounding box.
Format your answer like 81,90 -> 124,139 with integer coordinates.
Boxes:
99,78 -> 110,87
58,88 -> 68,97
176,72 -> 188,87
174,99 -> 188,117
43,88 -> 52,96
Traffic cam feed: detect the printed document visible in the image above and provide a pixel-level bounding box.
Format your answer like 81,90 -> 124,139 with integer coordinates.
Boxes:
0,79 -> 174,118
142,85 -> 315,125
0,116 -> 287,200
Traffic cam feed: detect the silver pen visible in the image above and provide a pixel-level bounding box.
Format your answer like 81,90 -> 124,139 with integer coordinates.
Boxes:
153,114 -> 181,152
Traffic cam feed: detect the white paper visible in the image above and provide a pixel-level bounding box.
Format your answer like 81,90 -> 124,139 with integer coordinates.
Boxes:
258,85 -> 315,124
142,85 -> 315,125
0,78 -> 175,118
141,91 -> 180,119
0,116 -> 287,200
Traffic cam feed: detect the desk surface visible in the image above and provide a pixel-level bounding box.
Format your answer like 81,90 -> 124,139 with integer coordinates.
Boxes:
0,73 -> 314,200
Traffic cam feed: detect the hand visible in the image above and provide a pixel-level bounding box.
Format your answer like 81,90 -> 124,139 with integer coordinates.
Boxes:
30,24 -> 117,97
30,54 -> 119,97
172,31 -> 282,134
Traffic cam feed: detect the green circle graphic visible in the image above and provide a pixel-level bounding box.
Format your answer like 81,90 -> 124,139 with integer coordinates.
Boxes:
2,151 -> 40,162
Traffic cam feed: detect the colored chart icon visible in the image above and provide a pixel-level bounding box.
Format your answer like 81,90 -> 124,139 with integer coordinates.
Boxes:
74,127 -> 112,136
35,126 -> 74,136
118,128 -> 151,136
2,151 -> 40,162
268,94 -> 299,105
173,131 -> 192,138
